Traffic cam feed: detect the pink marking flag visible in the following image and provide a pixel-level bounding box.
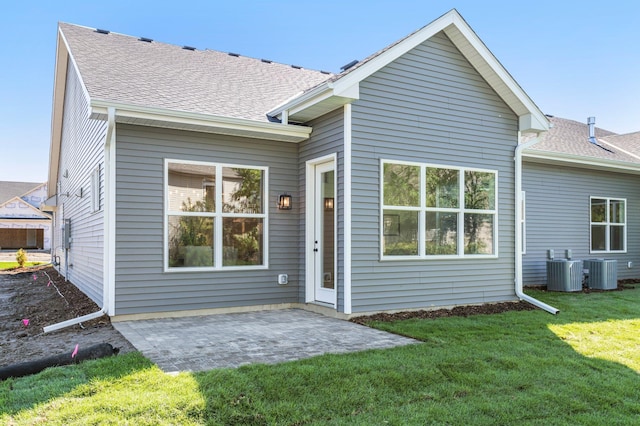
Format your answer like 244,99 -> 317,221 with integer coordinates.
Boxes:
71,344 -> 79,358
32,274 -> 37,281
22,319 -> 29,327
47,280 -> 52,287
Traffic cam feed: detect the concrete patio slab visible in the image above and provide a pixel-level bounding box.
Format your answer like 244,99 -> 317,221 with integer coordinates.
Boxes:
113,309 -> 419,372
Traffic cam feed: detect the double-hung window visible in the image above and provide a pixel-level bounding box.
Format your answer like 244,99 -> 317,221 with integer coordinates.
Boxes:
381,160 -> 497,259
590,197 -> 626,253
166,160 -> 267,270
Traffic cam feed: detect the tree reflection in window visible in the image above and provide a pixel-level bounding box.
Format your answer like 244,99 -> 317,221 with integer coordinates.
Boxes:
382,161 -> 497,258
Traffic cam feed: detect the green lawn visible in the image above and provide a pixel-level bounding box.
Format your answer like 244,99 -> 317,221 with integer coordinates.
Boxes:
0,262 -> 44,270
1,287 -> 638,425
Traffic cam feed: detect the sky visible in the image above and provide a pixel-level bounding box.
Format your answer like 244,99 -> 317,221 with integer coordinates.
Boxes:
1,0 -> 638,183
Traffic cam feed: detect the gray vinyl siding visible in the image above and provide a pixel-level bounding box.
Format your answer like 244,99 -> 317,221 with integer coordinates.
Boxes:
523,161 -> 640,284
55,58 -> 106,304
114,125 -> 300,315
298,109 -> 345,309
349,31 -> 519,312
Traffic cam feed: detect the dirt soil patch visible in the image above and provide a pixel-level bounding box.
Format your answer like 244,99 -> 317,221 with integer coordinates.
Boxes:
350,301 -> 537,325
0,266 -> 135,368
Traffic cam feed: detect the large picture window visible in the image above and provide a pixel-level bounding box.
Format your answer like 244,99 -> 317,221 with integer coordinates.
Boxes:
381,160 -> 497,259
166,160 -> 267,270
590,197 -> 626,253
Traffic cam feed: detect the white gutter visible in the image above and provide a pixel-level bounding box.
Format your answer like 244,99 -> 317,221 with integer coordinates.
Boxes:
515,132 -> 559,314
44,108 -> 117,333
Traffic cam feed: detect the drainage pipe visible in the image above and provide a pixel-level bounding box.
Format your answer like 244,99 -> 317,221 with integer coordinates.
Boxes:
43,108 -> 116,333
43,309 -> 107,333
515,132 -> 559,314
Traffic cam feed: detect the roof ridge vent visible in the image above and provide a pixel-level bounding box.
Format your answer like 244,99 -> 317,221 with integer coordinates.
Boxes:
95,29 -> 110,35
340,59 -> 358,72
182,45 -> 196,51
139,37 -> 153,43
228,52 -> 240,57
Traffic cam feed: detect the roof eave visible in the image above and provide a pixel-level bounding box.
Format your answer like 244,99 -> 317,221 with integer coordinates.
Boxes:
271,9 -> 549,132
523,149 -> 640,174
47,28 -> 68,198
441,14 -> 548,133
91,100 -> 313,143
267,81 -> 358,124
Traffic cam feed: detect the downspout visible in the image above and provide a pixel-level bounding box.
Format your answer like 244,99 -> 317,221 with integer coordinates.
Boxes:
515,131 -> 559,314
44,107 -> 116,333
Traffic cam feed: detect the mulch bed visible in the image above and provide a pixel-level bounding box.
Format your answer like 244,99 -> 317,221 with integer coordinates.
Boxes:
350,301 -> 537,325
350,281 -> 638,325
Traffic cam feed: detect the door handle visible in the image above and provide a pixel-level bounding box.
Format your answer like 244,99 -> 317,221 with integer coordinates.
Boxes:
314,240 -> 319,252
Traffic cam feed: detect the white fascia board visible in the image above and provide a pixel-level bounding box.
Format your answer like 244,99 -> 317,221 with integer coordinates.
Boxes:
49,27 -> 95,198
268,82 -> 359,124
267,82 -> 331,119
519,113 -> 549,134
523,150 -> 640,174
442,15 -> 548,133
287,88 -> 337,117
90,100 -> 312,142
329,12 -> 459,95
48,30 -> 68,198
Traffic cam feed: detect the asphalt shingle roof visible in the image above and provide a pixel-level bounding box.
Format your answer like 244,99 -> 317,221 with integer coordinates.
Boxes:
526,116 -> 640,164
601,132 -> 640,158
60,23 -> 333,123
0,182 -> 42,205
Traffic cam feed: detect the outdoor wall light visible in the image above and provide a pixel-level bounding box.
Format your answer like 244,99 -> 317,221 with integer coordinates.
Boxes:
324,197 -> 334,210
278,194 -> 292,210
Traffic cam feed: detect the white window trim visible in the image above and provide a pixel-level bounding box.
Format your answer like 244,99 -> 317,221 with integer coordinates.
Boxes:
380,159 -> 498,260
589,196 -> 627,254
164,158 -> 269,272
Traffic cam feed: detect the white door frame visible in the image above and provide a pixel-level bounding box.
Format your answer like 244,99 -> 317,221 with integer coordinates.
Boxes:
305,153 -> 337,307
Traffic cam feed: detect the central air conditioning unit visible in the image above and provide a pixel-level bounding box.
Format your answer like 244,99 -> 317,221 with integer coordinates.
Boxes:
546,259 -> 583,292
584,259 -> 618,290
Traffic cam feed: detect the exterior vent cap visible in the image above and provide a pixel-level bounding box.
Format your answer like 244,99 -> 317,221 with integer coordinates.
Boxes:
228,52 -> 240,57
291,65 -> 302,69
182,45 -> 196,51
139,37 -> 153,43
320,70 -> 331,75
95,29 -> 110,35
340,59 -> 359,71
261,59 -> 272,63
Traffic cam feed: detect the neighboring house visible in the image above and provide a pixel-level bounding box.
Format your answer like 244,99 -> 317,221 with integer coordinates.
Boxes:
0,182 -> 51,250
522,116 -> 640,285
46,9 -> 551,319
